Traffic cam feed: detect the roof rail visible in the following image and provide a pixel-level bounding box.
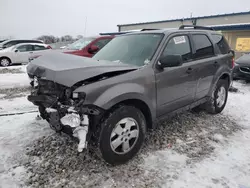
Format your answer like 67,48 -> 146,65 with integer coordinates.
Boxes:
179,25 -> 214,31
141,29 -> 159,31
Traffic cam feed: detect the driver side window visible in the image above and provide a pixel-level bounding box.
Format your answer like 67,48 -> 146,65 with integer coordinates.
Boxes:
162,35 -> 192,63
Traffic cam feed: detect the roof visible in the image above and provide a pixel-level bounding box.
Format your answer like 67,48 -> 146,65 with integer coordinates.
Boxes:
101,23 -> 250,36
212,23 -> 250,31
100,28 -> 219,36
14,43 -> 48,47
117,11 -> 250,27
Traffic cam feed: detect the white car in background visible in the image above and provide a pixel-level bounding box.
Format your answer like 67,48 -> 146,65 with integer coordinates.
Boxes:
0,43 -> 51,66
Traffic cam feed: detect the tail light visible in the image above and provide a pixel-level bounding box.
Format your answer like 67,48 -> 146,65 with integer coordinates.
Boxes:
46,45 -> 52,49
232,57 -> 235,68
229,49 -> 235,69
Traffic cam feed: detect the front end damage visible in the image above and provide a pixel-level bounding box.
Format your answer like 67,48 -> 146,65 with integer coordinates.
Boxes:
27,78 -> 104,152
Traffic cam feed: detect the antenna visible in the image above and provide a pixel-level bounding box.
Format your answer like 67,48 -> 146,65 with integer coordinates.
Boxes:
84,16 -> 87,37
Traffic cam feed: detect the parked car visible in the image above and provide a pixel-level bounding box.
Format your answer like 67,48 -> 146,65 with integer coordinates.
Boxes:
27,25 -> 233,165
0,39 -> 44,50
0,43 -> 51,66
63,36 -> 114,57
0,39 -> 7,43
233,53 -> 250,82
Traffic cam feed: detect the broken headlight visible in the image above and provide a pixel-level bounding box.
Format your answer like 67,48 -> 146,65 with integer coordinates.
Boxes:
72,92 -> 86,100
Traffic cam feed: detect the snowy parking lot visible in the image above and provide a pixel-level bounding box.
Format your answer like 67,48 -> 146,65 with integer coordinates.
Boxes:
0,65 -> 250,188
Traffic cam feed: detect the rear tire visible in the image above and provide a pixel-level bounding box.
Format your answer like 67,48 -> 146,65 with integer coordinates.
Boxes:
98,105 -> 146,165
0,58 -> 11,67
205,79 -> 229,114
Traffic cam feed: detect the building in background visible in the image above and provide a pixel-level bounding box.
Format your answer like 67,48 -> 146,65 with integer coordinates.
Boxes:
116,11 -> 250,58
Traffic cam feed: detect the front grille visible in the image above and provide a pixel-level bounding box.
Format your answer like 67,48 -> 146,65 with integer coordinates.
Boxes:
36,79 -> 70,101
239,67 -> 250,74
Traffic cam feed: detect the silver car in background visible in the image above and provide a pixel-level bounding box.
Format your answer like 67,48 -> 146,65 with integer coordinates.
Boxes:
0,39 -> 44,50
0,43 -> 51,66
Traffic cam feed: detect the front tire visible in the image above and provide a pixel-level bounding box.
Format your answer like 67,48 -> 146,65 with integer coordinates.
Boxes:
0,58 -> 11,67
205,79 -> 229,114
98,105 -> 146,165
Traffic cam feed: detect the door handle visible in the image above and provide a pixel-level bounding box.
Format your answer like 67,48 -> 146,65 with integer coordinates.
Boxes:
186,67 -> 193,74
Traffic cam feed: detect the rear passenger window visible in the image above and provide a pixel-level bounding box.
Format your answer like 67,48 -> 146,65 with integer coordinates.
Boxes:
34,45 -> 46,51
211,34 -> 230,54
192,34 -> 214,59
162,35 -> 192,62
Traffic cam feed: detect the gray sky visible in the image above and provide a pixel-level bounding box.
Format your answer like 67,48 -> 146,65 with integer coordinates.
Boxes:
0,0 -> 249,39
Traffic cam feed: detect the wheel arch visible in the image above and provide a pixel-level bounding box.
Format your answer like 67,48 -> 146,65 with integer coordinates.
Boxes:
116,99 -> 153,130
208,71 -> 231,97
0,56 -> 12,65
219,73 -> 231,86
102,98 -> 154,131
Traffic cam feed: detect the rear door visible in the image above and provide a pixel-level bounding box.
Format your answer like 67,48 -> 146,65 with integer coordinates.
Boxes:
190,33 -> 217,100
156,34 -> 198,116
31,45 -> 50,59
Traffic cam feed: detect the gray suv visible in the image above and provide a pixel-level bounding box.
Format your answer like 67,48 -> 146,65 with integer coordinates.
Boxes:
27,25 -> 234,165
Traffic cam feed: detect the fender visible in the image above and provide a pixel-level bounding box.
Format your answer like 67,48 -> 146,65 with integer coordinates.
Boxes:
75,82 -> 156,121
93,83 -> 155,118
208,65 -> 232,96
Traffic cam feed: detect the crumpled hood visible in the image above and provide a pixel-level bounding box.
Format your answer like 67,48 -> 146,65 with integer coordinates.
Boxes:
26,52 -> 137,87
236,54 -> 250,66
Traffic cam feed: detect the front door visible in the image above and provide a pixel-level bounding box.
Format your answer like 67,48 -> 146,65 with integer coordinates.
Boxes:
14,44 -> 33,63
156,35 -> 198,117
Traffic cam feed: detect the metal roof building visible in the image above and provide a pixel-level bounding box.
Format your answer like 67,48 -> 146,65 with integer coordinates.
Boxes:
117,11 -> 250,32
115,11 -> 250,58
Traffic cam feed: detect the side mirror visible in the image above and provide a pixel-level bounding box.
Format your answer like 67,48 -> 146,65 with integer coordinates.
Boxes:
158,55 -> 183,68
88,45 -> 99,54
14,49 -> 19,53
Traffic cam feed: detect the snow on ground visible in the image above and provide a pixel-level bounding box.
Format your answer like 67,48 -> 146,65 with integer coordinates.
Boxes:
142,81 -> 250,188
0,64 -> 29,89
0,113 -> 52,188
0,96 -> 37,114
0,65 -> 27,72
0,65 -> 250,188
0,73 -> 30,89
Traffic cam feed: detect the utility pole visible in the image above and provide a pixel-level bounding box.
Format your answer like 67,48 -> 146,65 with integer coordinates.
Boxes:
84,17 -> 87,37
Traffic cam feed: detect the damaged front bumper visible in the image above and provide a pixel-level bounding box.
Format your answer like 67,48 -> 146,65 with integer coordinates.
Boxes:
27,79 -> 104,152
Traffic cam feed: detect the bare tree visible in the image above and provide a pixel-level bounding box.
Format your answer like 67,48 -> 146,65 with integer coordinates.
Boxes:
60,35 -> 73,42
76,35 -> 83,40
37,35 -> 58,44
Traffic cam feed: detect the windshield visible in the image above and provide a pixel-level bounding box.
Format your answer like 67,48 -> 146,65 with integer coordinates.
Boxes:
93,34 -> 163,66
67,37 -> 95,50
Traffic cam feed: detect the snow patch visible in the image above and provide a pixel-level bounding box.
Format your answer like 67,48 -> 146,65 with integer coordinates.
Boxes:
0,73 -> 30,89
0,96 -> 36,114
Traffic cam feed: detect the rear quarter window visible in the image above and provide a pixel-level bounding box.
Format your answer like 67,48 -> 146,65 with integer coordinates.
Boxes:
211,34 -> 230,54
